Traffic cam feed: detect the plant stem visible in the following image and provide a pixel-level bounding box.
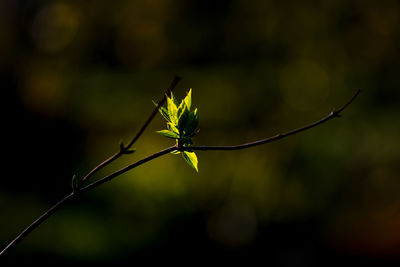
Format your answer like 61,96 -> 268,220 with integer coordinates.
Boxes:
189,89 -> 360,151
0,77 -> 181,257
80,145 -> 177,193
0,145 -> 177,257
79,76 -> 181,186
0,193 -> 75,256
0,89 -> 359,257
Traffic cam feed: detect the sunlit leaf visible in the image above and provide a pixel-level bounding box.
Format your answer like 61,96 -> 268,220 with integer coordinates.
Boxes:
170,92 -> 179,106
157,130 -> 179,139
167,122 -> 180,135
184,89 -> 192,111
182,151 -> 198,172
159,106 -> 170,122
152,100 -> 171,122
166,94 -> 178,123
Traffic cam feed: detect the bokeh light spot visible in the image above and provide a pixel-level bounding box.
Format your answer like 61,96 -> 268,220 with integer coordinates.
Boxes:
31,2 -> 79,53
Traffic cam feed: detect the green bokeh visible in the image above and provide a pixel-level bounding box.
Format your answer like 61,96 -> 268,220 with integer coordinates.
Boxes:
1,0 -> 399,264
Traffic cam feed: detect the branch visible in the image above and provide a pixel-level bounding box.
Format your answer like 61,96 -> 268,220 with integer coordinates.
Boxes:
79,76 -> 181,186
0,89 -> 359,257
187,89 -> 360,151
0,193 -> 75,257
80,145 -> 177,193
0,78 -> 181,257
0,145 -> 177,257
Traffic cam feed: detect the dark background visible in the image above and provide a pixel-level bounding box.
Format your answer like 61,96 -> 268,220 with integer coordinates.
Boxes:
1,0 -> 399,265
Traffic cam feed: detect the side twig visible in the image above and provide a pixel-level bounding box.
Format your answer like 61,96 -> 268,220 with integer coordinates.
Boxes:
188,89 -> 360,151
0,77 -> 180,257
0,146 -> 177,257
79,76 -> 181,186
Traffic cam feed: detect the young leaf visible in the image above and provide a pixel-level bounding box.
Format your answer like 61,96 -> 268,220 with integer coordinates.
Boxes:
184,89 -> 192,111
157,130 -> 179,139
177,106 -> 189,132
166,94 -> 178,123
184,108 -> 199,136
182,151 -> 198,172
152,100 -> 171,122
159,106 -> 170,122
177,104 -> 187,121
178,89 -> 192,112
170,92 -> 179,106
167,122 -> 180,135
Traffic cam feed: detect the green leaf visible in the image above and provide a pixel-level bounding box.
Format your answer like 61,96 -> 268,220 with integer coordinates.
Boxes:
166,94 -> 178,123
167,122 -> 180,135
184,108 -> 199,136
170,92 -> 179,106
177,106 -> 189,132
177,89 -> 192,112
184,89 -> 192,111
153,100 -> 171,122
182,151 -> 199,172
177,104 -> 187,120
157,89 -> 199,144
159,106 -> 170,122
157,130 -> 179,139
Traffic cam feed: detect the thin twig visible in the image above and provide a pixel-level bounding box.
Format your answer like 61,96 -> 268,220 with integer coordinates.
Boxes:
187,89 -> 360,151
80,145 -> 177,193
0,193 -> 75,256
79,76 -> 181,186
0,77 -> 180,257
0,145 -> 177,257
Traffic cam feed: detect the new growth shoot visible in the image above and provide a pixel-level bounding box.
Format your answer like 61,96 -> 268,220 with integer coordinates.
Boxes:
155,89 -> 200,172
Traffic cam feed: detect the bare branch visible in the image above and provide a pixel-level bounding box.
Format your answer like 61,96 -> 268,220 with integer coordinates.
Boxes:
0,193 -> 75,256
186,89 -> 360,151
80,145 -> 177,193
0,145 -> 177,257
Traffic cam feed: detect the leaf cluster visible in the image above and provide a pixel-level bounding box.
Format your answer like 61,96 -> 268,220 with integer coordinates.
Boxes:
155,89 -> 199,172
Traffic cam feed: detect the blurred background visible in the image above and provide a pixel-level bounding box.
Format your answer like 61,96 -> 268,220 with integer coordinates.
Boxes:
1,0 -> 399,265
